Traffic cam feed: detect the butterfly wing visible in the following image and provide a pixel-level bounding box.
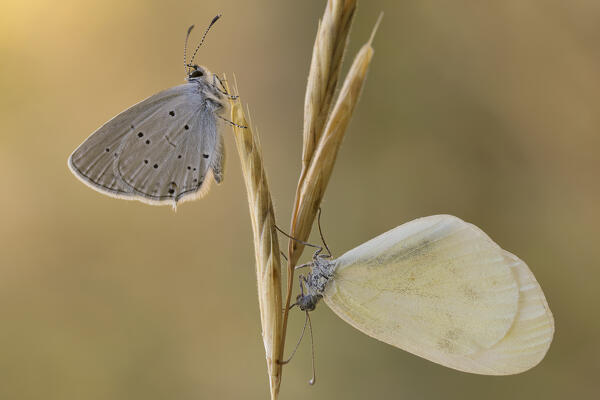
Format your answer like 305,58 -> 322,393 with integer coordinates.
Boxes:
323,215 -> 553,375
465,249 -> 554,374
68,82 -> 225,206
113,83 -> 224,206
69,85 -> 184,198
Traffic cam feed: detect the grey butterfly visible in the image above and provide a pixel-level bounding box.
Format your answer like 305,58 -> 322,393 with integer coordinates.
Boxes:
68,15 -> 237,208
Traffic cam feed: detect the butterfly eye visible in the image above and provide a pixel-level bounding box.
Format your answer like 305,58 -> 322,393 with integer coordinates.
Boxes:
190,69 -> 204,78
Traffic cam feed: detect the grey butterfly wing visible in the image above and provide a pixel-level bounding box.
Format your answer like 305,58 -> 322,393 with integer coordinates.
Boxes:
69,85 -> 182,196
69,82 -> 225,206
114,84 -> 225,205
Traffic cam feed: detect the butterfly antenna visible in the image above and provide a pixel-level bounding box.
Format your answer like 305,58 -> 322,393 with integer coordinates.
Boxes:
279,308 -> 310,365
316,207 -> 331,257
189,14 -> 222,66
274,225 -> 322,250
184,24 -> 195,75
307,311 -> 317,385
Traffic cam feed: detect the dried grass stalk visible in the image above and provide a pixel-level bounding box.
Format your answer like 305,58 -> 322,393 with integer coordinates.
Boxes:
279,1 -> 360,366
281,18 -> 380,370
227,84 -> 283,399
226,7 -> 380,398
302,0 -> 356,170
289,24 -> 377,265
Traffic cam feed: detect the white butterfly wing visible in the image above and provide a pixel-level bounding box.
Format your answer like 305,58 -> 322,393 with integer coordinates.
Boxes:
467,250 -> 554,374
68,83 -> 225,206
323,215 -> 553,374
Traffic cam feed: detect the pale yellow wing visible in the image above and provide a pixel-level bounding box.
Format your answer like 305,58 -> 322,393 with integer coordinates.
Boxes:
323,215 -> 553,374
466,250 -> 554,374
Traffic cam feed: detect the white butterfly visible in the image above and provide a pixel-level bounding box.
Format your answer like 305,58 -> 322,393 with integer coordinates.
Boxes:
294,214 -> 554,375
68,15 -> 236,208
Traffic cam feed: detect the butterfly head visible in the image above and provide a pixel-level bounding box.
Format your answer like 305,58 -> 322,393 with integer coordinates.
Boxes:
186,64 -> 210,81
295,293 -> 322,312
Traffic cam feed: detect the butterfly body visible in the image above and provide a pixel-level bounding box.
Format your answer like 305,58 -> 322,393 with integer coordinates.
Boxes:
69,65 -> 227,207
298,215 -> 554,375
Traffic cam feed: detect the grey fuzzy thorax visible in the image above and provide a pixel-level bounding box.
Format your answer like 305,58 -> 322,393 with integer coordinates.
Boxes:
187,76 -> 226,103
305,256 -> 337,297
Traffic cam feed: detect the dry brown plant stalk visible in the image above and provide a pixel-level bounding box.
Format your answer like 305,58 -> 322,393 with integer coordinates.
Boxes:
226,83 -> 283,399
289,25 -> 378,265
227,4 -> 380,398
302,0 -> 356,170
282,9 -> 381,370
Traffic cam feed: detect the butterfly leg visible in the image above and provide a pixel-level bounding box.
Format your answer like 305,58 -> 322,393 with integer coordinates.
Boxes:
213,74 -> 239,100
216,114 -> 247,129
299,274 -> 306,296
295,262 -> 313,270
273,224 -> 323,251
283,276 -> 305,313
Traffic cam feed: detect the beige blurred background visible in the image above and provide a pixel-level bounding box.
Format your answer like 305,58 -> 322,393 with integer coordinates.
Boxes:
1,0 -> 599,399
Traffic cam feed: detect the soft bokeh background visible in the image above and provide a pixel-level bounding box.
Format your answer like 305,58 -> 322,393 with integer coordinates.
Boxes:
1,0 -> 599,399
